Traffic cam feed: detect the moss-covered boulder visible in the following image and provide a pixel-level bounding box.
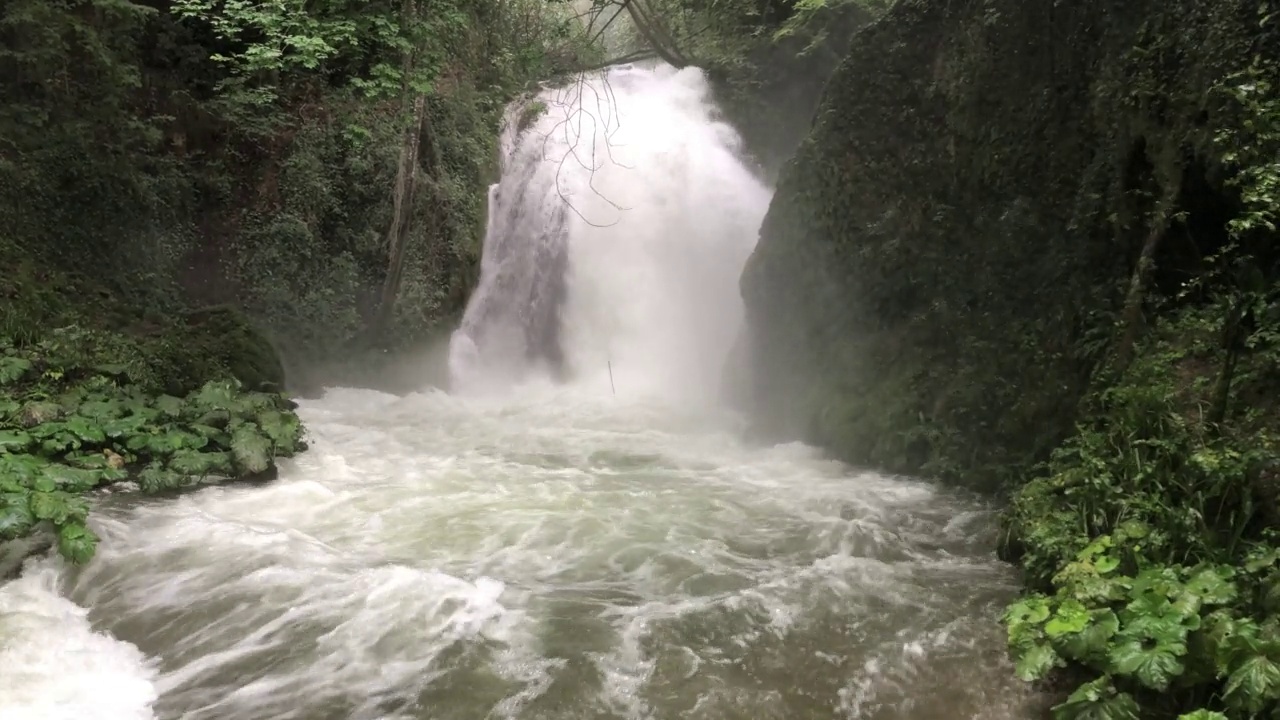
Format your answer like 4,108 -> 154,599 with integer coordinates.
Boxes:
740,0 -> 1280,490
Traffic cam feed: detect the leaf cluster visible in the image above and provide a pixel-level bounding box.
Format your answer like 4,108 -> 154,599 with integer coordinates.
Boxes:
0,335 -> 305,564
1008,533 -> 1280,719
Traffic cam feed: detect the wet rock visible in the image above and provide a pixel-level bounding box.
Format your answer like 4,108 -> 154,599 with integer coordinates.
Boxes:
0,529 -> 55,581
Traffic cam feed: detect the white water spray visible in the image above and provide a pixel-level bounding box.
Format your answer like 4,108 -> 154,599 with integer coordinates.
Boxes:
450,63 -> 771,401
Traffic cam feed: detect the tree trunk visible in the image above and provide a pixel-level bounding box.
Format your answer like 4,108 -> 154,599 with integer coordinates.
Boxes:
373,92 -> 427,339
624,0 -> 690,68
1114,208 -> 1170,372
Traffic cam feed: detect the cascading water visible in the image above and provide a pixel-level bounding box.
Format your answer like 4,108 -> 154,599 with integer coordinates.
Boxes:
0,63 -> 1045,720
451,64 -> 771,401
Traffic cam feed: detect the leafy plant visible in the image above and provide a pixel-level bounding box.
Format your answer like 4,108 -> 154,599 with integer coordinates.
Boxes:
1002,288 -> 1280,718
1,335 -> 307,564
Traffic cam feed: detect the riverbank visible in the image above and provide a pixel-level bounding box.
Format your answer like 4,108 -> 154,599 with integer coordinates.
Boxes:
1,248 -> 306,567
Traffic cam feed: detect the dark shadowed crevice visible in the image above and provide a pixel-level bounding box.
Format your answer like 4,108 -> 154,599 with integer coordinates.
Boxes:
1153,154 -> 1237,300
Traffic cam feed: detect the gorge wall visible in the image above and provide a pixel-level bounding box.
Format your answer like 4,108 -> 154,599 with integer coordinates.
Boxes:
740,0 -> 1279,489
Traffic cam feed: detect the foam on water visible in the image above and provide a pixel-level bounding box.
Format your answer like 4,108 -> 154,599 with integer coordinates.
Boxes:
0,384 -> 1043,720
0,558 -> 159,720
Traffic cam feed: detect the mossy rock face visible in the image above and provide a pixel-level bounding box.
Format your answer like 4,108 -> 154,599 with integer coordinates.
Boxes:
740,0 -> 1278,490
169,306 -> 286,394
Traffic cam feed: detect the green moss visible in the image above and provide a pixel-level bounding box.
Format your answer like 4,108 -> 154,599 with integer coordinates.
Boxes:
516,100 -> 547,135
172,306 -> 286,393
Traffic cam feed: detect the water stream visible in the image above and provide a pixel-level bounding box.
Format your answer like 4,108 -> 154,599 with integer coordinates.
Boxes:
0,63 -> 1043,720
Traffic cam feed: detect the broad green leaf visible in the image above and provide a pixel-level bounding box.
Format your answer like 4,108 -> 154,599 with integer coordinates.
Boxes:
77,399 -> 124,419
0,453 -> 47,485
1120,596 -> 1197,639
0,430 -> 32,452
195,409 -> 231,429
230,423 -> 272,474
1204,611 -> 1263,673
1129,567 -> 1183,600
63,416 -> 107,444
1224,654 -> 1280,714
125,432 -> 154,453
1115,519 -> 1151,541
29,490 -> 72,523
1015,642 -> 1061,681
1108,633 -> 1187,690
1046,599 -> 1091,638
191,381 -> 237,412
146,429 -> 208,456
57,522 -> 97,565
154,394 -> 185,417
40,434 -> 78,454
0,356 -> 31,385
1094,555 -> 1120,574
0,492 -> 34,539
1176,566 -> 1238,616
1054,559 -> 1126,604
237,391 -> 278,415
168,449 -> 233,478
189,423 -> 226,441
1079,535 -> 1114,561
1245,547 -> 1280,574
42,462 -> 120,491
1058,609 -> 1120,663
1006,595 -> 1052,628
101,414 -> 148,438
138,463 -> 183,493
64,494 -> 89,523
1052,676 -> 1139,720
257,410 -> 301,451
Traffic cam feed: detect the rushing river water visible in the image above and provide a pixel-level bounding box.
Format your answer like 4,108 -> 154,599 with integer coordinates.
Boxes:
0,62 -> 1044,720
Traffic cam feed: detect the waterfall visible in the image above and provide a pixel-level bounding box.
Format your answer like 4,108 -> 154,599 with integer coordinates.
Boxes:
449,62 -> 772,403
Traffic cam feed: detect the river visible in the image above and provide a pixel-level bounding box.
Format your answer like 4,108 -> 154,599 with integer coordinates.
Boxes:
0,63 -> 1043,720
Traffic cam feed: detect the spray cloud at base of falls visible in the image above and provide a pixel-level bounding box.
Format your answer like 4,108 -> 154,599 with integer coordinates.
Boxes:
449,63 -> 772,403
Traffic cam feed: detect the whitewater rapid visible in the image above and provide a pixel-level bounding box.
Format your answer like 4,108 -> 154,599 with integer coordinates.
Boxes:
0,63 -> 1043,720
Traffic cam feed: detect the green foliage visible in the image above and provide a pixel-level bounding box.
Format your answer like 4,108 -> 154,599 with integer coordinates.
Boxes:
1215,59 -> 1280,237
0,336 -> 305,565
771,0 -> 893,48
611,0 -> 885,173
997,50 -> 1280,717
1006,540 -> 1280,718
1000,292 -> 1280,717
2,0 -> 600,382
